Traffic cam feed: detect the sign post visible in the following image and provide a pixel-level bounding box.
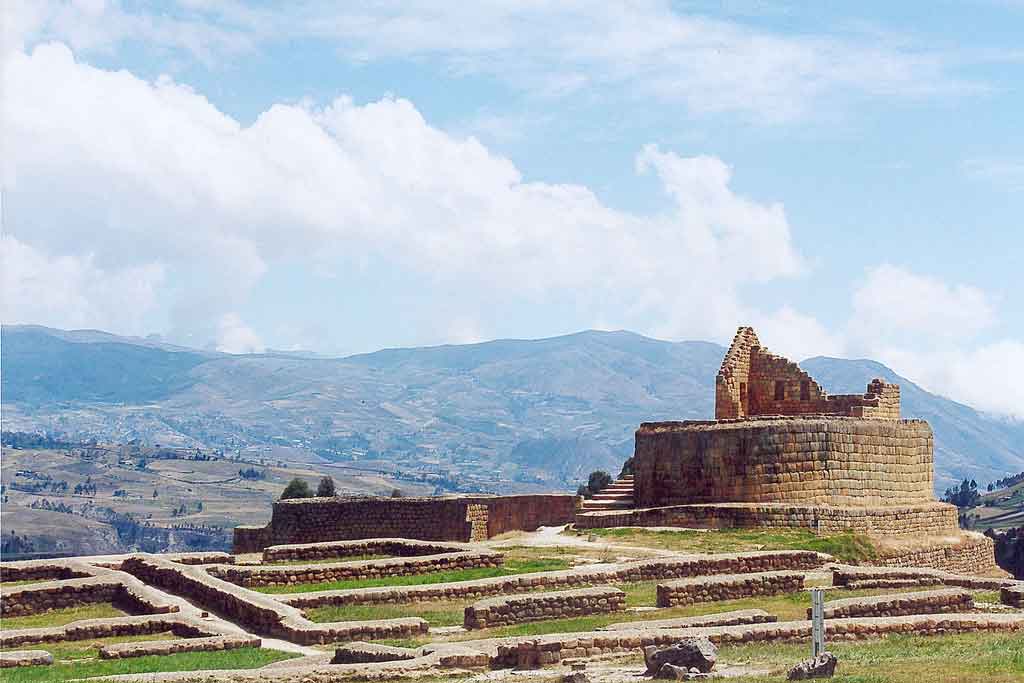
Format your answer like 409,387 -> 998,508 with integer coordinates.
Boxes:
810,588 -> 825,657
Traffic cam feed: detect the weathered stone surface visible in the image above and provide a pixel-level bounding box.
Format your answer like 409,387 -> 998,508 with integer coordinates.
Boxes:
832,565 -> 1016,591
810,588 -> 972,619
331,641 -> 420,664
99,635 -> 260,659
1001,584 -> 1024,607
262,538 -> 472,563
601,608 -> 776,631
787,651 -> 837,679
656,571 -> 804,607
464,586 -> 625,629
0,650 -> 53,668
644,637 -> 717,675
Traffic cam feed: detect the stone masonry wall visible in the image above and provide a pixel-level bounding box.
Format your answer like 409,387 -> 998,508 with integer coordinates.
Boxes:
464,587 -> 625,629
209,550 -> 503,588
633,417 -> 935,508
261,538 -> 473,563
655,571 -> 804,607
575,501 -> 959,536
873,534 -> 999,574
811,588 -> 973,619
234,494 -> 575,552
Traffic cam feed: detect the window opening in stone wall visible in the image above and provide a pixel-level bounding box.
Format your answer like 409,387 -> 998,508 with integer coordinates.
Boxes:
774,380 -> 785,401
800,380 -> 810,401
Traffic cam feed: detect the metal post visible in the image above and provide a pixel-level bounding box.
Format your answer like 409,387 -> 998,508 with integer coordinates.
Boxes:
811,588 -> 825,657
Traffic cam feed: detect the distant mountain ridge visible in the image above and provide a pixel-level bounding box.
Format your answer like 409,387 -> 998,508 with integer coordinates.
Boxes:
2,324 -> 1022,491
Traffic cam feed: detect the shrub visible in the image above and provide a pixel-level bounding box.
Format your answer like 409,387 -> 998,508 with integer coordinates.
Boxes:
576,484 -> 592,499
587,470 -> 612,495
316,476 -> 336,497
280,478 -> 313,500
390,488 -> 403,498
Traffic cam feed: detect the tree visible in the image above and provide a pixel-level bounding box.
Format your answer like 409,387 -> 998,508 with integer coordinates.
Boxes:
587,470 -> 613,495
153,488 -> 158,498
390,488 -> 403,498
316,476 -> 336,497
576,484 -> 592,499
280,478 -> 313,500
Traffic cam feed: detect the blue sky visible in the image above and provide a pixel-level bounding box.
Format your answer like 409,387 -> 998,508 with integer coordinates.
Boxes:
2,1 -> 1022,416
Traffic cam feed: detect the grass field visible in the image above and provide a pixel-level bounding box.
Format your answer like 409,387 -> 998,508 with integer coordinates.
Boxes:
254,556 -> 571,594
574,527 -> 877,563
0,647 -> 297,683
0,603 -> 126,630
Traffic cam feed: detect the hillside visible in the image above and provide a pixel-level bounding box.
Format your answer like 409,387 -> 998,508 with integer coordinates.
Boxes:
3,325 -> 1022,492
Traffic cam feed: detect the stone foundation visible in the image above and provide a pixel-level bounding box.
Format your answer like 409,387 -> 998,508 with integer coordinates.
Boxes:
0,614 -> 224,649
463,586 -> 625,629
832,565 -> 1018,591
575,501 -> 958,537
209,550 -> 503,588
277,550 -> 825,609
98,634 -> 261,659
872,534 -> 999,574
599,608 -> 777,631
1001,585 -> 1023,607
0,650 -> 53,668
812,588 -> 973,619
261,538 -> 472,563
234,494 -> 576,552
655,571 -> 804,607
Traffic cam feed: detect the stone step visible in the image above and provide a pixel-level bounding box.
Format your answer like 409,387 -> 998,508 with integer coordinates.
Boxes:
580,500 -> 635,510
591,494 -> 634,503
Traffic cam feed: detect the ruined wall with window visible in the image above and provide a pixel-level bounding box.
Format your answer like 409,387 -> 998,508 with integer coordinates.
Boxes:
715,327 -> 900,420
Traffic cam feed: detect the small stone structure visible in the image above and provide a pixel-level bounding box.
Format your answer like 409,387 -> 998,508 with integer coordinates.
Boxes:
234,494 -> 576,552
463,586 -> 625,629
600,609 -> 777,631
1001,585 -> 1024,607
787,651 -> 837,680
809,588 -> 973,619
210,549 -> 503,588
0,650 -> 54,668
655,571 -> 804,607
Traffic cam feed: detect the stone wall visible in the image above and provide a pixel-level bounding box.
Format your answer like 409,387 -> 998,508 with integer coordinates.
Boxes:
811,588 -> 973,619
655,571 -> 804,607
209,550 -> 503,588
234,494 -> 576,552
715,327 -> 900,420
633,417 -> 936,509
1001,585 -> 1023,607
464,587 -> 625,629
873,533 -> 999,574
0,615 -> 219,649
262,538 -> 472,563
279,550 -> 825,609
831,565 -> 1018,591
599,608 -> 777,631
98,635 -> 260,659
0,578 -> 119,617
0,561 -> 91,583
575,501 -> 958,536
0,651 -> 53,668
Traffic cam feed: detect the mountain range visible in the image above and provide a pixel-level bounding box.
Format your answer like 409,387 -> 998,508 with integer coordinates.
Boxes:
3,324 -> 1022,492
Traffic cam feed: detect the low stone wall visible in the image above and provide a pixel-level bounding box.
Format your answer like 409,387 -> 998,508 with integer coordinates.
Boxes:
463,586 -> 625,629
873,533 -> 999,574
278,550 -> 826,610
0,560 -> 92,583
168,552 -> 235,566
832,565 -> 1018,591
262,538 -> 472,563
811,588 -> 973,619
0,577 -> 119,617
655,571 -> 804,607
0,615 -> 221,649
498,613 -> 1024,669
1002,585 -> 1024,607
99,634 -> 261,659
575,501 -> 959,537
0,650 -> 53,668
210,550 -> 503,588
234,494 -> 576,552
120,555 -> 428,645
332,642 -> 421,664
599,608 -> 777,631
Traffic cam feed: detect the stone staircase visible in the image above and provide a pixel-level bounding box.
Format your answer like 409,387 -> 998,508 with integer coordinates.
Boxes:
579,474 -> 634,512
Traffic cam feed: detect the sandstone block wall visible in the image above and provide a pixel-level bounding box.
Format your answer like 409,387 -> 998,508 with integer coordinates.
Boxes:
464,586 -> 625,629
98,635 -> 260,659
655,571 -> 804,607
209,550 -> 503,588
873,534 -> 999,575
633,417 -> 935,508
262,538 -> 471,563
811,588 -> 973,619
234,494 -> 576,552
1001,585 -> 1023,607
575,501 -> 959,536
278,551 -> 825,610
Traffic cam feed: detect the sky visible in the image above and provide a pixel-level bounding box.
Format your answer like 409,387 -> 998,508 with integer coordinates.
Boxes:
1,1 -> 1023,417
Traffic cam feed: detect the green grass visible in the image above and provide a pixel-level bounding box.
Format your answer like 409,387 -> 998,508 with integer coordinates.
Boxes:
254,557 -> 570,594
0,647 -> 297,683
716,632 -> 1024,682
577,527 -> 877,563
308,600 -> 468,626
0,603 -> 125,630
32,634 -> 171,661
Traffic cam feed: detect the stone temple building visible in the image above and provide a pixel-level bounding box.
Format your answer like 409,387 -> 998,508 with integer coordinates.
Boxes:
579,326 -> 969,543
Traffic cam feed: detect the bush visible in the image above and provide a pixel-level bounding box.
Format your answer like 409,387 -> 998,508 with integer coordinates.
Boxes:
587,470 -> 612,494
576,484 -> 592,498
390,488 -> 403,498
316,476 -> 336,497
280,478 -> 313,500
619,457 -> 634,477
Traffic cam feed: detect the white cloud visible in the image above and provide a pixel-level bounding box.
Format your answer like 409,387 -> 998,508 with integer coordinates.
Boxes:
2,42 -> 805,348
216,313 -> 264,354
4,1 -> 993,122
0,235 -> 165,334
752,306 -> 846,362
